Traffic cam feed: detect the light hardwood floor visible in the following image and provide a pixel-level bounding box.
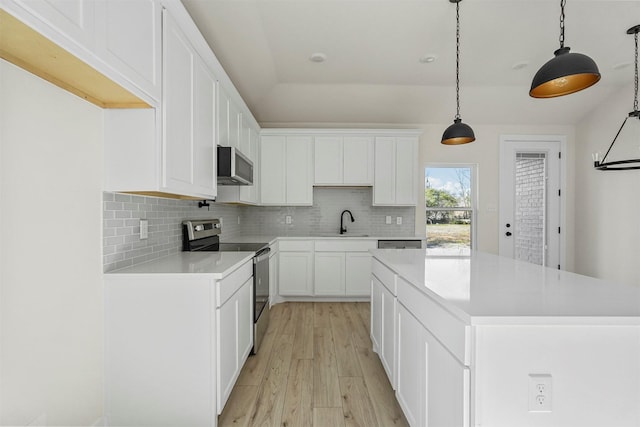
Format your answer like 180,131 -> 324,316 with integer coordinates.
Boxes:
219,302 -> 409,427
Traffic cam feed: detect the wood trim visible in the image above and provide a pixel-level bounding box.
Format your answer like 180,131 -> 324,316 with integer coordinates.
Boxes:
0,9 -> 150,109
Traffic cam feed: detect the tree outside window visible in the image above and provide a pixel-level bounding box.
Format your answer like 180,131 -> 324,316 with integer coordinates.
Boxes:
425,166 -> 474,252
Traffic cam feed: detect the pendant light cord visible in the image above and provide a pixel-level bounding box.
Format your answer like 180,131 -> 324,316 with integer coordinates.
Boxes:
634,30 -> 638,112
455,0 -> 461,120
559,0 -> 566,49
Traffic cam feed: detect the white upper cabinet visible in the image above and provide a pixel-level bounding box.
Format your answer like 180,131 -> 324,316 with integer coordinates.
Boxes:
162,8 -> 216,198
261,134 -> 313,206
94,0 -> 161,102
373,136 -> 418,206
12,0 -> 96,47
314,136 -> 373,185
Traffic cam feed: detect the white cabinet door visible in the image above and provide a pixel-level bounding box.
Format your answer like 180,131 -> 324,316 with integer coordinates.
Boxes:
345,252 -> 372,296
314,136 -> 343,185
381,283 -> 396,387
395,137 -> 418,205
162,10 -> 216,198
286,136 -> 313,205
192,58 -> 216,196
268,249 -> 279,306
162,11 -> 193,193
373,137 -> 396,205
217,289 -> 237,412
217,86 -> 230,147
228,100 -> 241,151
396,303 -> 427,427
343,136 -> 373,185
217,276 -> 253,413
370,276 -> 384,353
261,135 -> 286,204
239,113 -> 252,157
314,252 -> 346,296
237,276 -> 253,365
15,0 -> 95,47
95,0 -> 161,101
239,126 -> 260,204
373,136 -> 418,206
279,252 -> 313,296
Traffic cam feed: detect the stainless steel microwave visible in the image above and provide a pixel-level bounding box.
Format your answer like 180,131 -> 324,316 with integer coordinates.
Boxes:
217,146 -> 253,185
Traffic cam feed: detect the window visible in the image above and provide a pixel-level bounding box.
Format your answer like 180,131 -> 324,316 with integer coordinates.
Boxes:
425,165 -> 476,253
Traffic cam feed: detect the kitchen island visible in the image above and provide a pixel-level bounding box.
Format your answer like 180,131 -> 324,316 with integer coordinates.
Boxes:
370,249 -> 640,427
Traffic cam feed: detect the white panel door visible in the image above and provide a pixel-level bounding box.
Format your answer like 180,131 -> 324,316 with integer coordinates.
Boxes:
345,252 -> 372,296
381,283 -> 396,387
216,292 -> 238,412
395,137 -> 418,205
162,11 -> 193,192
396,303 -> 426,427
96,0 -> 161,101
17,0 -> 95,46
228,101 -> 241,150
370,277 -> 383,353
260,136 -> 286,204
217,86 -> 230,147
314,252 -> 346,295
285,136 -> 313,205
279,252 -> 313,296
237,278 -> 253,363
314,136 -> 343,184
373,137 -> 396,205
499,136 -> 563,269
192,57 -> 216,196
343,136 -> 373,185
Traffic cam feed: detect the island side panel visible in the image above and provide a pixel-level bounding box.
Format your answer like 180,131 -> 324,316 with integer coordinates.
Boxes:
473,324 -> 640,427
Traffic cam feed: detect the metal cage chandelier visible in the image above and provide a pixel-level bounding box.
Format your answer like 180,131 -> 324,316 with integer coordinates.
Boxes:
594,25 -> 640,171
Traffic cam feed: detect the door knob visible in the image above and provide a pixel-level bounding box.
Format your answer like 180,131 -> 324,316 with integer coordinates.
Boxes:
506,231 -> 512,237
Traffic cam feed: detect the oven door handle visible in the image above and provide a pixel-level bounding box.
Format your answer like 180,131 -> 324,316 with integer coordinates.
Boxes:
254,248 -> 271,263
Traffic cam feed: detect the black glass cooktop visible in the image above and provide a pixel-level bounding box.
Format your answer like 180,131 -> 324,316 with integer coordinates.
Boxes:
218,242 -> 269,253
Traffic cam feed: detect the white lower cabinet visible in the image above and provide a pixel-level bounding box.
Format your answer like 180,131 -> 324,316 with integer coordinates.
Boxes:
278,240 -> 314,296
216,274 -> 253,413
371,261 -> 397,388
313,239 -> 376,297
397,303 -> 470,427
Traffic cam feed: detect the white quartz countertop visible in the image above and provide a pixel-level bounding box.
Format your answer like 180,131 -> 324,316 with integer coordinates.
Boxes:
370,249 -> 640,324
106,252 -> 254,278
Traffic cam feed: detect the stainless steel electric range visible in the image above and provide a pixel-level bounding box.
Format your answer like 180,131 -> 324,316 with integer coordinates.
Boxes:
182,219 -> 270,354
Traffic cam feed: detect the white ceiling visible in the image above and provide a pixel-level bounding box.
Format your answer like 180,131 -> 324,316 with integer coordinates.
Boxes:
181,0 -> 640,127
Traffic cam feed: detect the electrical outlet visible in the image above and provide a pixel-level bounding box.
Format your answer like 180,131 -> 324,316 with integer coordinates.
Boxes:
385,216 -> 392,224
528,374 -> 552,412
285,215 -> 292,224
139,219 -> 148,240
396,216 -> 402,225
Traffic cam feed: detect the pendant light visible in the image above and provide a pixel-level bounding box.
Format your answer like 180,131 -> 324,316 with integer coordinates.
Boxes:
441,0 -> 475,145
594,25 -> 640,171
530,0 -> 600,98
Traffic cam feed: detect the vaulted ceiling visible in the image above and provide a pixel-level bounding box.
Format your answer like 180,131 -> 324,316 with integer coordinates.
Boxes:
182,0 -> 640,126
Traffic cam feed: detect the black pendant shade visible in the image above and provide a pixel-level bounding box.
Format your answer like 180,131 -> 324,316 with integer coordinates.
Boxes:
530,47 -> 601,98
441,0 -> 475,146
442,118 -> 476,145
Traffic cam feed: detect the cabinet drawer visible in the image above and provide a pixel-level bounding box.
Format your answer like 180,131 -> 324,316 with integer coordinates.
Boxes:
314,239 -> 376,252
372,259 -> 397,295
278,240 -> 313,251
397,277 -> 470,365
216,260 -> 252,307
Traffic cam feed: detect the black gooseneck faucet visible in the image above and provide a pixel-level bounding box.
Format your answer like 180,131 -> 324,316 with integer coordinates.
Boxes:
340,209 -> 355,234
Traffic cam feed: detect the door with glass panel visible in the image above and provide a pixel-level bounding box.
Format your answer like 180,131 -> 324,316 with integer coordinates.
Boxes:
499,136 -> 563,268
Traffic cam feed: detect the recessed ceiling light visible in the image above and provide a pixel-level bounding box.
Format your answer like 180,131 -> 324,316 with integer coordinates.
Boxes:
419,54 -> 438,64
612,61 -> 632,70
309,53 -> 327,63
512,61 -> 530,70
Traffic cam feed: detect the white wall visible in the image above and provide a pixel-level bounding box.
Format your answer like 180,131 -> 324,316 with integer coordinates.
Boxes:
416,124 -> 576,271
0,61 -> 104,425
575,83 -> 640,287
